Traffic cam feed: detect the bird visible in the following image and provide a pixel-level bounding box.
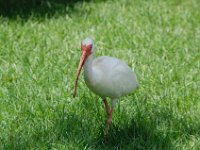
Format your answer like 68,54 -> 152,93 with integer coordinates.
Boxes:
73,37 -> 139,134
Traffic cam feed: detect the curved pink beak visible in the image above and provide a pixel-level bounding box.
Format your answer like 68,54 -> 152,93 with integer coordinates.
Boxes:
73,51 -> 87,97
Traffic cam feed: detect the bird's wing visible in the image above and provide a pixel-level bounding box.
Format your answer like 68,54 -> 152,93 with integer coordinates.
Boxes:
93,56 -> 138,98
110,59 -> 138,93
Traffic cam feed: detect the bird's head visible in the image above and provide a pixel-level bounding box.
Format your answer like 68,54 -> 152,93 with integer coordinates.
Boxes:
73,37 -> 94,97
81,37 -> 94,55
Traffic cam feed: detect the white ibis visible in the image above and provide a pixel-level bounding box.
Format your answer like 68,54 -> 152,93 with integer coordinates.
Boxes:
73,37 -> 139,133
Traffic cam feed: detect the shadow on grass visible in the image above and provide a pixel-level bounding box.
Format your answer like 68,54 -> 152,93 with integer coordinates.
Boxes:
5,96 -> 198,149
0,0 -> 104,19
93,118 -> 173,150
41,101 -> 200,149
52,99 -> 174,149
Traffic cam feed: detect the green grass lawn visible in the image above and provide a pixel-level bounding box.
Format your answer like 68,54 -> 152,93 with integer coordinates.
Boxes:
0,0 -> 200,149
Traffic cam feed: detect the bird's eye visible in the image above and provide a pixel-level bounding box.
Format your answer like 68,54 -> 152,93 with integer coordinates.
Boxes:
88,45 -> 92,49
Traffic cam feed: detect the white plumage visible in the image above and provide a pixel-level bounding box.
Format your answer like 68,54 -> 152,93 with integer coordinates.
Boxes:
73,37 -> 139,134
84,56 -> 138,100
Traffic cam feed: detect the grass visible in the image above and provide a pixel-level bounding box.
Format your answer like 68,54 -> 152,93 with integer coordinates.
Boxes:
0,0 -> 200,149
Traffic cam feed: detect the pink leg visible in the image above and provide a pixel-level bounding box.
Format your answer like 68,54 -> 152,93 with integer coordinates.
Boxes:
103,98 -> 113,134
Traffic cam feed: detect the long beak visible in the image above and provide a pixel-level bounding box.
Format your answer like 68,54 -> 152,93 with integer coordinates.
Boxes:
73,51 -> 87,97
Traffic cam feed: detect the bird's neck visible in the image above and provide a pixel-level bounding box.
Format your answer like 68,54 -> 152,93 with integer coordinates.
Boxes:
83,54 -> 95,81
